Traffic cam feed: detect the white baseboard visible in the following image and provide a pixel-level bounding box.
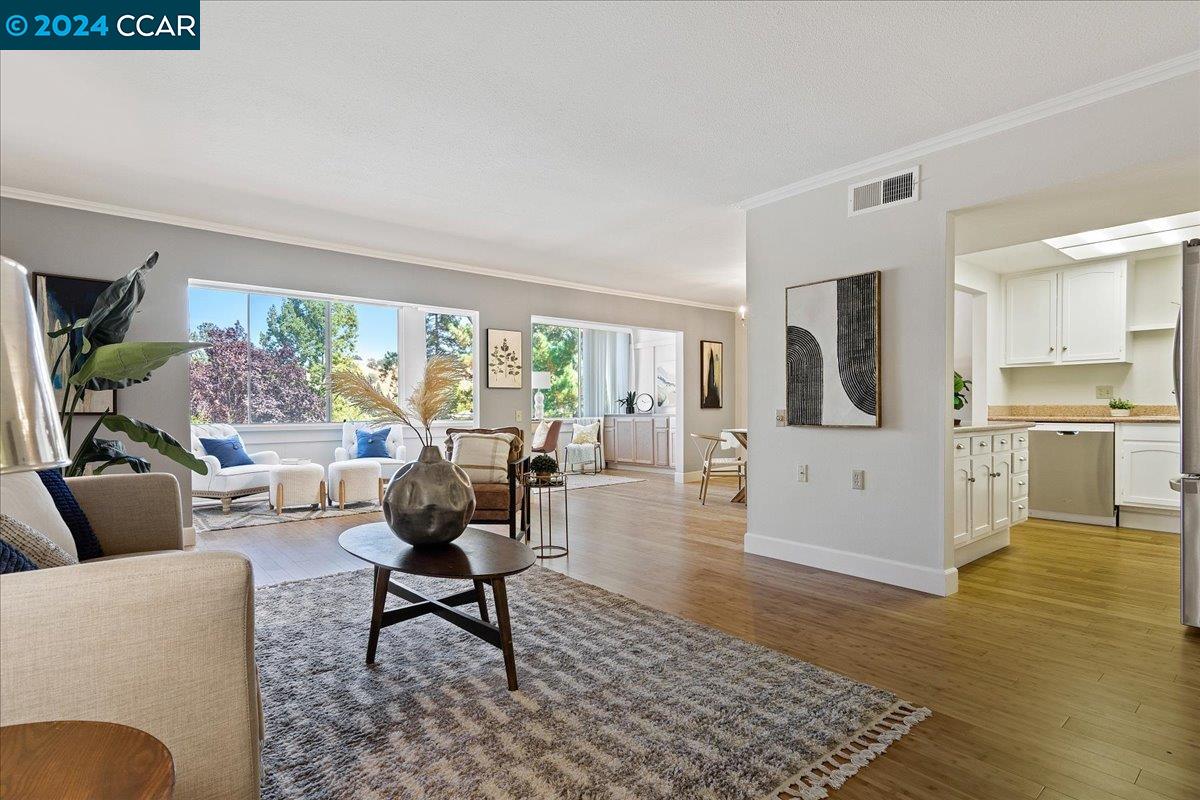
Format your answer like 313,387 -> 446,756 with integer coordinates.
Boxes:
182,525 -> 196,548
1119,506 -> 1180,534
744,532 -> 958,596
678,470 -> 704,484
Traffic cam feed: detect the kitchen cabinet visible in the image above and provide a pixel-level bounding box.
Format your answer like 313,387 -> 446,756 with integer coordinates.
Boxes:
1002,258 -> 1128,367
605,414 -> 674,469
952,426 -> 1032,565
1004,272 -> 1058,365
1117,423 -> 1181,510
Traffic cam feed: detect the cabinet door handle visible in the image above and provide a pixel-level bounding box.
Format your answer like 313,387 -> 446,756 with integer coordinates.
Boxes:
967,477 -> 976,483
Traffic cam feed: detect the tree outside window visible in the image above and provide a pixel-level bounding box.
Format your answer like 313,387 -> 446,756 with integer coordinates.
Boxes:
426,312 -> 474,420
531,323 -> 581,418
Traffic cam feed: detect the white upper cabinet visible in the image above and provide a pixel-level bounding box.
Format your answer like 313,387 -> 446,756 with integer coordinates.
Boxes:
1002,258 -> 1128,367
1060,261 -> 1127,363
1005,272 -> 1058,364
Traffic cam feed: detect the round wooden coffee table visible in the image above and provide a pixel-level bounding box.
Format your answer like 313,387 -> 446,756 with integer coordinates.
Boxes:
0,720 -> 174,799
339,523 -> 535,691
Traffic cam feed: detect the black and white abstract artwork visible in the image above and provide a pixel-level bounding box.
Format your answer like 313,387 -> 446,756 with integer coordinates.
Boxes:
785,271 -> 880,427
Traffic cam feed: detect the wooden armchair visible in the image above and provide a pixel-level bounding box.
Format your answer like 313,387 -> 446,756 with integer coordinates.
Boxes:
445,426 -> 530,538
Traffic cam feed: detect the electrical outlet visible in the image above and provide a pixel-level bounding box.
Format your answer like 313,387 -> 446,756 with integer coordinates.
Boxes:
1095,385 -> 1114,400
795,464 -> 808,483
776,409 -> 787,426
851,470 -> 866,490
514,409 -> 523,422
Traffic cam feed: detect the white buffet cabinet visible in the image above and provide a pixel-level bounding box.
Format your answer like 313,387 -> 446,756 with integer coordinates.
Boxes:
952,423 -> 1033,566
603,414 -> 676,469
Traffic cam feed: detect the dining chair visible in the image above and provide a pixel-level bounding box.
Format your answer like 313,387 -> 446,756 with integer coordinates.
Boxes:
690,433 -> 746,505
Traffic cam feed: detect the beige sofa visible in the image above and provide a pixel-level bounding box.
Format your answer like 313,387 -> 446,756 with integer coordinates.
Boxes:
0,473 -> 262,800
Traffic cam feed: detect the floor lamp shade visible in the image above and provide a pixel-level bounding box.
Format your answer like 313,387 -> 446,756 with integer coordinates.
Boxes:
1,256 -> 70,474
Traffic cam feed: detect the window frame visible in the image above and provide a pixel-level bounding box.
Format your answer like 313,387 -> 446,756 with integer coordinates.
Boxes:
188,279 -> 479,429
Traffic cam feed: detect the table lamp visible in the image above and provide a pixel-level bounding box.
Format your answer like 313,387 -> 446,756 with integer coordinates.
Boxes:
531,371 -> 552,420
1,255 -> 70,474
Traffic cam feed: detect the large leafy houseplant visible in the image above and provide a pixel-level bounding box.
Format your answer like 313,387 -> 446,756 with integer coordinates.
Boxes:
51,252 -> 210,477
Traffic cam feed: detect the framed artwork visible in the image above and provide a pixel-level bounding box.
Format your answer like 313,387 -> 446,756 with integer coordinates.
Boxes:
486,329 -> 523,388
700,340 -> 723,409
784,270 -> 880,427
33,272 -> 116,415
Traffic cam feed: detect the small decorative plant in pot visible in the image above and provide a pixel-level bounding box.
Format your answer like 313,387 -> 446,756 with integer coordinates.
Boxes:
953,372 -> 972,426
332,356 -> 475,547
1109,397 -> 1135,417
529,454 -> 558,480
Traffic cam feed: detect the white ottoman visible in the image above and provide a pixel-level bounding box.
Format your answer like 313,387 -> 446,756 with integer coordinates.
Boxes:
327,460 -> 383,509
269,463 -> 326,515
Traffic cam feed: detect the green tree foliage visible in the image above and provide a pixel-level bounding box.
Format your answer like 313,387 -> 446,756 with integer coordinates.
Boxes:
259,298 -> 361,419
532,323 -> 580,418
426,313 -> 474,420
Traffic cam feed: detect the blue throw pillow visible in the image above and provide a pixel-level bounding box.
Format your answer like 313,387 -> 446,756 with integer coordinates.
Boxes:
356,427 -> 391,459
0,537 -> 36,574
36,470 -> 103,561
199,435 -> 255,468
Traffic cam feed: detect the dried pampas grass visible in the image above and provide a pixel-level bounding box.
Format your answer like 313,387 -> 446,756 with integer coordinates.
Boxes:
331,355 -> 470,447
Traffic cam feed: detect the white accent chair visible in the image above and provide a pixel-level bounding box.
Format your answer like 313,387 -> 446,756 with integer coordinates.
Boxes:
191,423 -> 280,513
334,421 -> 408,481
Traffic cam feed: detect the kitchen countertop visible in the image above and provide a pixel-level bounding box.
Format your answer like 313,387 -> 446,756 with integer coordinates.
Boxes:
986,404 -> 1178,425
988,415 -> 1179,424
953,422 -> 1035,434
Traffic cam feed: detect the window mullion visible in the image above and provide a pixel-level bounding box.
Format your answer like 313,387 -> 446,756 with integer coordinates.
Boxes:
325,301 -> 333,422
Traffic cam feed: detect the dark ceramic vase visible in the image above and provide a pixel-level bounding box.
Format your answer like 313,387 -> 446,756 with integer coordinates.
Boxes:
383,445 -> 475,546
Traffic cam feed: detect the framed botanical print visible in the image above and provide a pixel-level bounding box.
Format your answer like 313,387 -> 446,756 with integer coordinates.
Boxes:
33,272 -> 116,415
784,270 -> 880,427
700,340 -> 723,409
486,329 -> 523,388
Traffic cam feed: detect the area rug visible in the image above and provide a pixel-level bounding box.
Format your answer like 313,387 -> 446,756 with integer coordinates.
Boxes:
256,566 -> 928,799
193,500 -> 379,532
548,473 -> 644,492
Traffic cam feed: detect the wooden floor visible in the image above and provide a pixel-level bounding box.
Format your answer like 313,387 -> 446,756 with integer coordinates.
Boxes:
195,471 -> 1200,799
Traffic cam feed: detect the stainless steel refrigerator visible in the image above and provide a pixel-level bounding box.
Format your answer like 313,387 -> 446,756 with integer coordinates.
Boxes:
1175,240 -> 1200,627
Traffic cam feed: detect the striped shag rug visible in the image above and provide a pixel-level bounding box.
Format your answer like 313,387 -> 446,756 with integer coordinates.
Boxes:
256,566 -> 927,799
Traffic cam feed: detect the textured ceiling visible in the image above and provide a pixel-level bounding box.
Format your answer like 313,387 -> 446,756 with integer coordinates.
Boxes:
2,1 -> 1197,306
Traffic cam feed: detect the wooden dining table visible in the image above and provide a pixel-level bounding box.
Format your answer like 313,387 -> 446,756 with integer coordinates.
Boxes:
722,427 -> 748,503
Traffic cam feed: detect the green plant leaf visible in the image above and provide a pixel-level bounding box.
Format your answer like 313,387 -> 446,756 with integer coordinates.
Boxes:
100,414 -> 208,474
48,318 -> 89,338
69,437 -> 151,477
69,252 -> 157,378
70,341 -> 209,390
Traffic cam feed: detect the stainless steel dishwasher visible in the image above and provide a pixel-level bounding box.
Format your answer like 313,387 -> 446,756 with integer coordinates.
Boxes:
1028,423 -> 1116,526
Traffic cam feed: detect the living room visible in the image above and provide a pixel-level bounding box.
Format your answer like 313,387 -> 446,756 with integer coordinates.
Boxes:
1,4 -> 1198,800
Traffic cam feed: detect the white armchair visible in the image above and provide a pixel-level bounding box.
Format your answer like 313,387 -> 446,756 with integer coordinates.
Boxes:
190,423 -> 280,513
334,421 -> 408,480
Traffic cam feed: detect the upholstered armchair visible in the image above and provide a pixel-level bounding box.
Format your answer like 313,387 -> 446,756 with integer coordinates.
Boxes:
0,473 -> 262,800
190,423 -> 280,512
445,426 -> 529,538
333,421 -> 409,480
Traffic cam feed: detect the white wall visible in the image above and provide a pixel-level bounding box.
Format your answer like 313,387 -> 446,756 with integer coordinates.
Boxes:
744,72 -> 1199,596
952,290 -> 974,422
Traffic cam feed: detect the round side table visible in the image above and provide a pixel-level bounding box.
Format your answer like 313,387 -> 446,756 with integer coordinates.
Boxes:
0,720 -> 174,799
524,471 -> 569,559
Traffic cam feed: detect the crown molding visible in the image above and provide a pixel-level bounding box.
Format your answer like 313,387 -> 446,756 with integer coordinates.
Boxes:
0,186 -> 740,313
736,51 -> 1200,211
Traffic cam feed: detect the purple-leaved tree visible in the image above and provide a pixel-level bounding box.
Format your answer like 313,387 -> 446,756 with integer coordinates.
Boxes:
190,322 -> 324,424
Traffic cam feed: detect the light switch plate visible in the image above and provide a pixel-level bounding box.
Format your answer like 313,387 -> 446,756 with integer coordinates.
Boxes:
795,464 -> 808,483
776,409 -> 787,426
515,410 -> 524,422
852,470 -> 866,490
1095,385 -> 1114,400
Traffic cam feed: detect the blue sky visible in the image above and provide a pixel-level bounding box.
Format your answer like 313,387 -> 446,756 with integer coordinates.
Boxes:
188,286 -> 399,361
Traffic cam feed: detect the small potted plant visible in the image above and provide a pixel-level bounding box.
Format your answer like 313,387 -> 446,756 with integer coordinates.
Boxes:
620,390 -> 636,414
529,454 -> 559,480
953,372 -> 972,426
1109,397 -> 1134,417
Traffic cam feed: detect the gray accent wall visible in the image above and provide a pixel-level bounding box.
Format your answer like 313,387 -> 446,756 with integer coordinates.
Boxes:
1,198 -> 737,524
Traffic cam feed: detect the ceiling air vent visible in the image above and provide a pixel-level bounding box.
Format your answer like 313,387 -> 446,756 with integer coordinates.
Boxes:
848,166 -> 920,217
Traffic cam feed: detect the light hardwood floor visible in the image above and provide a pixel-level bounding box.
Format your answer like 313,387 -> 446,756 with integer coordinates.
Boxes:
195,471 -> 1199,800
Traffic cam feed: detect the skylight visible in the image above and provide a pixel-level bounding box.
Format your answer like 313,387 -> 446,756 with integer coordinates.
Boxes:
1044,211 -> 1200,260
